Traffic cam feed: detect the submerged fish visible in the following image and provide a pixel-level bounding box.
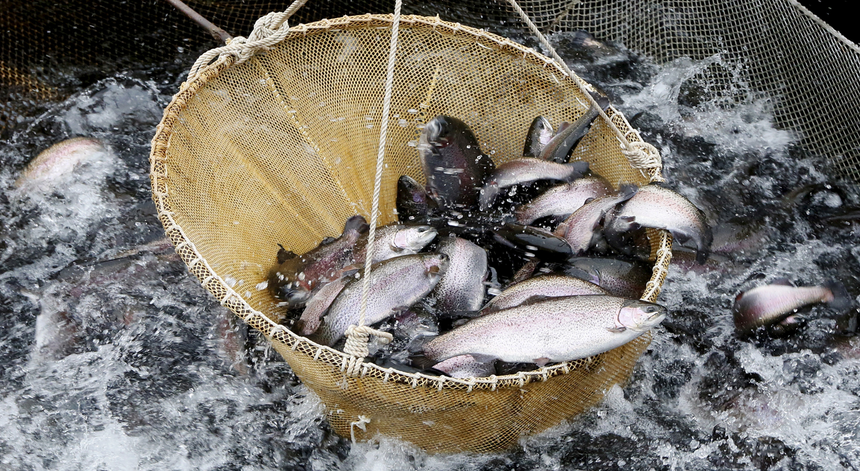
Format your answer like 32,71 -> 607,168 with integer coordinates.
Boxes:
423,295 -> 666,365
418,116 -> 495,210
316,254 -> 449,345
537,92 -> 610,163
604,183 -> 712,263
733,279 -> 850,334
432,237 -> 488,313
482,274 -> 609,314
478,159 -> 589,210
514,175 -> 614,225
522,116 -> 554,158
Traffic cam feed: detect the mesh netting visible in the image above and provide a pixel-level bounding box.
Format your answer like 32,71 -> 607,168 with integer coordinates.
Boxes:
149,14 -> 671,452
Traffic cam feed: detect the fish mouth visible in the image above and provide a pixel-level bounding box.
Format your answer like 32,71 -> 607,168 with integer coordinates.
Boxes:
394,226 -> 437,249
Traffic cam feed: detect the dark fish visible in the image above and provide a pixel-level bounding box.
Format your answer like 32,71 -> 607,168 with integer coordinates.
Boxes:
565,257 -> 652,299
268,215 -> 369,307
492,222 -> 573,260
733,279 -> 850,334
423,295 -> 666,365
523,116 -> 554,158
556,186 -> 637,256
432,237 -> 488,313
396,175 -> 436,223
418,116 -> 495,210
604,183 -> 712,263
482,274 -> 609,314
316,254 -> 449,345
514,175 -> 614,225
537,92 -> 611,163
478,159 -> 589,210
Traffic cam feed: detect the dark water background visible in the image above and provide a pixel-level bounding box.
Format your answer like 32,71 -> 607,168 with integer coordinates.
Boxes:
1,18 -> 859,471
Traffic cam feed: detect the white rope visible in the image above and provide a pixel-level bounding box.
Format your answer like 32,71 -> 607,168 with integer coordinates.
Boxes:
343,0 -> 403,363
350,415 -> 372,443
505,0 -> 662,176
187,0 -> 309,80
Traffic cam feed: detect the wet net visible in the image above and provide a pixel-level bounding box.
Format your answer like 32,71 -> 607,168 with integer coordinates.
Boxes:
6,0 -> 859,453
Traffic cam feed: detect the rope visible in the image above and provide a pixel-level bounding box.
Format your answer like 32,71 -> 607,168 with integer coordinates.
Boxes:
350,415 -> 372,443
343,0 -> 403,367
187,0 -> 309,80
505,0 -> 662,178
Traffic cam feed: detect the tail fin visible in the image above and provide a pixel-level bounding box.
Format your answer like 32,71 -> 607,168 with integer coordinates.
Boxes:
825,280 -> 852,311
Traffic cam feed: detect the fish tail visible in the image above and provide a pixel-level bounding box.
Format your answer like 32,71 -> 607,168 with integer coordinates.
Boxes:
824,280 -> 852,311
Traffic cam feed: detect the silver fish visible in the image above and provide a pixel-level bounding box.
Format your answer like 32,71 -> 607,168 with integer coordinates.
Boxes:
482,274 -> 609,314
317,254 -> 449,345
296,275 -> 350,336
556,186 -> 636,255
522,116 -> 554,158
604,183 -> 712,263
14,137 -> 111,192
423,295 -> 666,365
354,223 -> 438,265
537,92 -> 610,163
432,353 -> 496,378
432,237 -> 488,313
565,257 -> 652,299
418,116 -> 495,210
514,175 -> 614,225
478,159 -> 589,210
733,279 -> 849,334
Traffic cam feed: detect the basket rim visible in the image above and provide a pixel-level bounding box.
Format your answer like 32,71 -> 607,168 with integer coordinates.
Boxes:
149,13 -> 672,392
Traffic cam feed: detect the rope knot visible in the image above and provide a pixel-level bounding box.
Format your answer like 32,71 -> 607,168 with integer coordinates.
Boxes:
621,141 -> 662,170
343,325 -> 393,363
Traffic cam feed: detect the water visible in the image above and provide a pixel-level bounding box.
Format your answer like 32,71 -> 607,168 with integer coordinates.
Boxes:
1,34 -> 859,470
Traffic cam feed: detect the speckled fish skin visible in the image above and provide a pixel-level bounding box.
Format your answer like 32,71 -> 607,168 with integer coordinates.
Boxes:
296,276 -> 349,336
432,237 -> 488,313
353,223 -> 438,265
268,215 -> 368,307
733,281 -> 839,334
14,137 -> 109,190
537,92 -> 610,163
478,159 -> 589,210
514,175 -> 614,225
317,254 -> 449,345
418,116 -> 495,210
522,116 -> 554,158
565,257 -> 652,299
556,188 -> 636,255
423,295 -> 666,364
432,354 -> 496,378
605,183 -> 712,264
481,274 -> 609,314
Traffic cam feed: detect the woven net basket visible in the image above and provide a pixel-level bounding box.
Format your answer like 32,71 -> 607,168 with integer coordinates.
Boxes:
149,13 -> 672,453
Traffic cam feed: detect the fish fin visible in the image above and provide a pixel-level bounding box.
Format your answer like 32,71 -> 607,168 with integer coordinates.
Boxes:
588,90 -> 611,111
276,246 -> 297,264
344,215 -> 369,234
695,248 -> 710,265
617,184 -> 639,200
824,280 -> 852,311
406,333 -> 435,354
533,357 -> 551,367
771,278 -> 795,287
606,326 -> 627,333
408,352 -> 438,370
318,236 -> 337,246
567,160 -> 590,179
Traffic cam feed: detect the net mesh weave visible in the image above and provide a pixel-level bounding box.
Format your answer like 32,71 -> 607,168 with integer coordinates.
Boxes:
149,14 -> 671,452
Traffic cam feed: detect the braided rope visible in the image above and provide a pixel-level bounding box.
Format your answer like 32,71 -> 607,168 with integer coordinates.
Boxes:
505,0 -> 662,179
187,0 -> 309,80
343,0 -> 403,368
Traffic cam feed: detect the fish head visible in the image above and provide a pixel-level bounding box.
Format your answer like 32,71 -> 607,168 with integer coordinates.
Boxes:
274,280 -> 312,308
617,300 -> 667,332
393,225 -> 437,252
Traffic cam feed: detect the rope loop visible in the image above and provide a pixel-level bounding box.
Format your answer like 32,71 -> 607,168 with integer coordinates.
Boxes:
343,325 -> 394,374
621,141 -> 662,173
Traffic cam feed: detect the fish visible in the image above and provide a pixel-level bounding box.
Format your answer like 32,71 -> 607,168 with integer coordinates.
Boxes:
418,115 -> 495,210
481,274 -> 609,314
514,175 -> 614,225
478,159 -> 589,210
491,222 -> 573,259
522,116 -> 554,158
423,295 -> 666,365
268,215 -> 368,308
353,223 -> 438,265
295,275 -> 350,336
732,279 -> 850,334
564,257 -> 652,299
14,137 -> 111,192
396,175 -> 436,223
432,237 -> 488,313
315,254 -> 449,345
537,92 -> 610,163
604,183 -> 712,263
555,186 -> 637,256
431,353 -> 496,378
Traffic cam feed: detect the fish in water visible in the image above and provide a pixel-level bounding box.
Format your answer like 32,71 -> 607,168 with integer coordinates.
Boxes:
732,279 -> 850,334
423,295 -> 666,365
418,115 -> 495,210
492,222 -> 573,260
478,159 -> 589,210
432,237 -> 488,314
268,215 -> 369,308
14,137 -> 112,192
522,116 -> 554,158
604,183 -> 712,263
555,185 -> 637,256
537,91 -> 611,163
315,254 -> 449,345
514,175 -> 614,225
481,274 -> 609,314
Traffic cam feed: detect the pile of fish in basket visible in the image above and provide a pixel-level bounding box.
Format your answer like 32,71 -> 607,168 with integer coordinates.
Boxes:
268,92 -> 711,379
